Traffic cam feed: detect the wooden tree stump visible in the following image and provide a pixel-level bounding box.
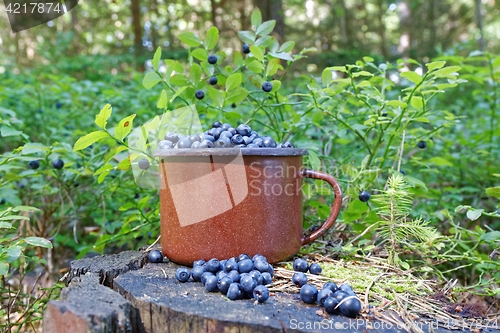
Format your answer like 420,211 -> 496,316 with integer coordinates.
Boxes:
43,250 -> 499,333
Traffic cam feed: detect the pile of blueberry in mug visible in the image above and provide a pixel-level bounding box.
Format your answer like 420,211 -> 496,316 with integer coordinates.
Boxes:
147,250 -> 361,317
157,121 -> 295,150
292,258 -> 362,318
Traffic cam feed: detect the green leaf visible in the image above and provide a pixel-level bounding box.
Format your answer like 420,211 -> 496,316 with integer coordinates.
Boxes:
192,48 -> 208,61
226,87 -> 248,104
142,72 -> 162,89
433,66 -> 461,77
385,100 -> 407,108
190,63 -> 202,84
246,59 -> 264,74
270,80 -> 281,93
410,96 -> 424,109
114,114 -> 136,141
266,58 -> 281,77
205,26 -> 219,50
480,231 -> 500,242
152,47 -> 161,71
0,262 -> 8,275
249,45 -> 264,61
12,206 -> 40,212
238,31 -> 256,44
322,69 -> 332,87
251,8 -> 262,28
156,89 -> 168,109
226,73 -> 242,91
0,222 -> 13,228
73,131 -> 109,151
95,103 -> 112,129
170,74 -> 189,86
485,187 -> 500,198
466,208 -> 483,221
428,157 -> 453,166
425,60 -> 446,71
4,246 -> 22,263
171,86 -> 187,102
279,41 -> 295,53
363,56 -> 374,62
269,51 -> 294,62
352,71 -> 373,77
0,126 -> 23,137
234,52 -> 243,67
201,61 -> 215,76
24,237 -> 52,248
208,87 -> 225,108
256,20 -> 276,36
400,71 -> 422,84
178,32 -> 202,47
255,36 -> 272,47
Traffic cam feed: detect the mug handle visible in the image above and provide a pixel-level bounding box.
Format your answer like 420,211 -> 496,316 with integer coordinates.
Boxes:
300,169 -> 343,245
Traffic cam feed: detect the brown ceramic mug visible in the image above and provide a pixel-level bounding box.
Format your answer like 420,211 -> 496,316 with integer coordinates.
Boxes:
156,147 -> 342,265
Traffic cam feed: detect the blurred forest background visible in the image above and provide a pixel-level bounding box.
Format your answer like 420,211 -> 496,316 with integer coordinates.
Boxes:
1,0 -> 499,72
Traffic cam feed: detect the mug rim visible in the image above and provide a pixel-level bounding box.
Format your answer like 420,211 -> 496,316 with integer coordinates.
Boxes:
154,147 -> 309,157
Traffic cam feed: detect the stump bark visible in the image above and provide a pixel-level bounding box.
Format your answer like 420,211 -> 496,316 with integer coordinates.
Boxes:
43,250 -> 499,333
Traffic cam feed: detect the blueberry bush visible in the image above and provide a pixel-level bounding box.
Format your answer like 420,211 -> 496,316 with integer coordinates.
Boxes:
1,7 -> 499,331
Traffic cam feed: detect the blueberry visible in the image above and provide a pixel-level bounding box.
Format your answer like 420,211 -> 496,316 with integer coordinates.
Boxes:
268,264 -> 275,277
209,76 -> 218,85
242,136 -> 253,145
231,134 -> 244,145
227,127 -> 237,135
261,272 -> 273,285
221,123 -> 231,130
253,260 -> 269,273
231,103 -> 237,108
400,170 -> 406,176
262,136 -> 277,148
236,124 -> 251,137
212,127 -> 223,140
200,134 -> 215,142
200,140 -> 214,148
225,258 -> 238,272
252,285 -> 269,302
219,130 -> 233,139
56,101 -> 63,108
195,90 -> 205,100
227,270 -> 241,283
175,268 -> 191,282
292,272 -> 308,287
252,138 -> 263,147
227,283 -> 243,300
191,265 -> 206,282
417,140 -> 427,149
246,143 -> 259,148
242,43 -> 250,54
339,296 -> 362,318
252,254 -> 266,261
309,263 -> 322,275
212,121 -> 223,128
359,190 -> 371,202
339,283 -> 357,296
217,276 -> 233,295
215,137 -> 232,148
324,296 -> 340,314
191,141 -> 201,148
238,144 -> 247,148
189,134 -> 201,143
193,259 -> 206,267
206,258 -> 221,273
28,160 -> 40,170
0,198 -> 5,205
220,259 -> 227,269
248,270 -> 263,285
204,275 -> 219,292
138,158 -> 150,170
201,271 -> 215,285
164,132 -> 179,143
293,258 -> 309,272
240,275 -> 257,292
51,156 -> 67,170
300,284 -> 318,304
323,282 -> 339,293
207,54 -> 218,64
279,141 -> 295,148
148,250 -> 163,263
216,270 -> 228,280
158,140 -> 174,149
317,288 -> 333,306
262,81 -> 273,92
238,258 -> 254,273
331,290 -> 349,303
237,254 -> 250,262
177,137 -> 192,148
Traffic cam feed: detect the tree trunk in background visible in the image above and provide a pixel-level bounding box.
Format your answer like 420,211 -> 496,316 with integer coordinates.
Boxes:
131,0 -> 142,57
239,0 -> 249,31
397,1 -> 412,58
376,0 -> 388,59
252,0 -> 285,40
474,0 -> 485,51
338,0 -> 349,48
210,0 -> 218,29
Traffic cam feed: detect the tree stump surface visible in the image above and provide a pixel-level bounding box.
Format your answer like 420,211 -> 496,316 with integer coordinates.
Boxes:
44,250 -> 500,333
